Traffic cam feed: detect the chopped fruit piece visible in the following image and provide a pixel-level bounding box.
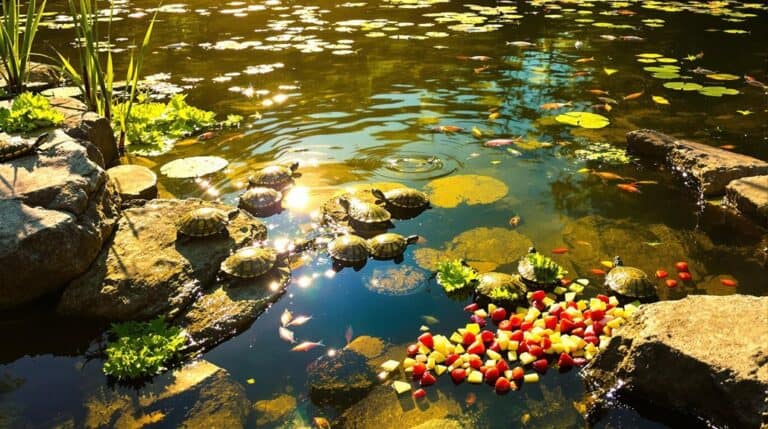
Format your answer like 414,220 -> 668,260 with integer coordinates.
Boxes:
486,349 -> 502,361
469,315 -> 487,327
488,341 -> 501,353
484,367 -> 500,384
510,330 -> 524,342
467,341 -> 485,355
449,332 -> 463,344
532,359 -> 548,373
435,365 -> 447,376
519,352 -> 536,365
403,358 -> 416,369
530,290 -> 546,302
559,319 -> 575,333
412,388 -> 426,399
675,261 -> 689,272
528,344 -> 543,358
491,307 -> 508,323
407,344 -> 419,357
495,377 -> 511,394
420,372 -> 436,386
488,303 -> 497,314
678,272 -> 692,281
523,373 -> 540,383
381,360 -> 400,372
412,363 -> 427,378
445,354 -> 459,366
596,294 -> 609,303
467,370 -> 483,384
468,356 -> 483,369
474,309 -> 488,318
465,323 -> 481,334
451,368 -> 467,384
418,333 -> 434,349
560,278 -> 572,287
573,357 -> 587,366
511,366 -> 525,381
464,303 -> 479,312
557,352 -> 575,368
392,381 -> 411,394
521,321 -> 533,331
496,359 -> 509,373
508,315 -> 523,328
655,270 -> 668,279
462,332 -> 476,346
480,330 -> 495,343
498,320 -> 513,331
544,315 -> 557,330
590,309 -> 605,321
665,279 -> 678,288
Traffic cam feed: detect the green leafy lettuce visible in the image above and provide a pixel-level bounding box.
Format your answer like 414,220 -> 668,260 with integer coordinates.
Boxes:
0,92 -> 63,133
436,259 -> 478,292
103,317 -> 187,380
525,252 -> 567,284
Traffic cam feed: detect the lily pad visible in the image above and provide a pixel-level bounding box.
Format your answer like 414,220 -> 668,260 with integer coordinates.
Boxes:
424,174 -> 508,208
697,86 -> 739,97
705,73 -> 739,81
413,227 -> 531,272
663,82 -> 704,91
651,72 -> 681,79
160,156 -> 228,179
555,111 -> 610,129
636,53 -> 663,59
365,266 -> 427,296
644,65 -> 680,73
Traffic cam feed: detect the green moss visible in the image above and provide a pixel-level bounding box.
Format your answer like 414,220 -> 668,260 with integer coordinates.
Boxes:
525,253 -> 567,284
435,259 -> 478,292
103,317 -> 187,380
0,92 -> 63,133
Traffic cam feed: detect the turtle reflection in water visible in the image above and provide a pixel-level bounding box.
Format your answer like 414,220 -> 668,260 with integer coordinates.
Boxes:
371,187 -> 430,220
605,256 -> 658,302
248,161 -> 300,190
327,234 -> 370,272
177,207 -> 231,238
367,233 -> 420,263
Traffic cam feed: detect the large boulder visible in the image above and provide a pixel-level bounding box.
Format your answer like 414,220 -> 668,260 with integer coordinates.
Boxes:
58,199 -> 267,321
584,295 -> 768,429
726,175 -> 768,227
626,129 -> 768,196
0,131 -> 120,309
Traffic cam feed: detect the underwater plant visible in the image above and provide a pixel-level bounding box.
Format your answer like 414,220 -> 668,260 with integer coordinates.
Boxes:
524,252 -> 567,284
0,0 -> 47,94
0,92 -> 63,133
103,317 -> 187,380
436,259 -> 478,292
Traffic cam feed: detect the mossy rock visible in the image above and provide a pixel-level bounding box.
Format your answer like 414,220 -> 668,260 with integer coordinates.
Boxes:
307,349 -> 378,410
252,394 -> 297,426
413,227 -> 532,272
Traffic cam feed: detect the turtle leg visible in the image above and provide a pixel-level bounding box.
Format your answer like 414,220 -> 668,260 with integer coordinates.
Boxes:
393,255 -> 404,264
332,260 -> 345,272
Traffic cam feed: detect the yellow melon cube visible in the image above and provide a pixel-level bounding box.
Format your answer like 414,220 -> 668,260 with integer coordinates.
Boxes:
465,323 -> 481,334
523,373 -> 539,383
519,352 -> 536,365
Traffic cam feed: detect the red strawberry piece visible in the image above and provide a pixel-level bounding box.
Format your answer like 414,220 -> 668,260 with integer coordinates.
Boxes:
445,353 -> 459,366
508,315 -> 523,328
548,304 -> 563,317
498,320 -> 513,331
591,309 -> 605,321
655,270 -> 668,279
678,272 -> 692,281
484,367 -> 500,384
566,301 -> 579,309
530,290 -> 546,302
532,300 -> 546,312
592,320 -> 605,336
407,344 -> 420,357
521,321 -> 533,331
544,315 -> 557,330
420,372 -> 437,386
675,261 -> 689,272
469,314 -> 487,327
559,310 -> 573,321
510,330 -> 524,342
532,359 -> 548,373
528,344 -> 543,357
573,357 -> 587,366
450,368 -> 466,384
720,278 -> 737,287
557,352 -> 574,368
464,302 -> 480,312
584,335 -> 599,346
491,307 -> 507,323
480,330 -> 495,344
511,366 -> 525,381
496,359 -> 509,373
571,327 -> 585,337
665,279 -> 678,288
517,341 -> 529,354
560,278 -> 573,287
585,325 -> 595,337
469,356 -> 483,369
467,341 -> 485,355
541,336 -> 552,350
412,363 -> 427,378
573,320 -> 586,330
462,332 -> 476,346
418,333 -> 434,349
596,294 -> 610,303
488,341 -> 501,353
413,388 -> 427,399
559,319 -> 575,333
495,377 -> 511,394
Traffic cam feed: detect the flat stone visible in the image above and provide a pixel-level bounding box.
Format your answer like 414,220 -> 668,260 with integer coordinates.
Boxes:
252,394 -> 297,426
55,99 -> 119,167
107,165 -> 158,201
0,132 -> 120,309
307,348 -> 378,410
584,295 -> 768,429
57,199 -> 267,321
726,175 -> 768,227
627,129 -> 768,196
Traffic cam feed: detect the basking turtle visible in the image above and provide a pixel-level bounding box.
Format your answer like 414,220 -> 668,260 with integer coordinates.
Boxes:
371,188 -> 430,210
338,197 -> 392,231
517,247 -> 565,289
474,272 -> 528,305
238,186 -> 282,216
605,256 -> 657,301
327,234 -> 370,271
367,233 -> 419,262
220,246 -> 284,279
248,161 -> 299,189
177,207 -> 229,238
0,133 -> 47,162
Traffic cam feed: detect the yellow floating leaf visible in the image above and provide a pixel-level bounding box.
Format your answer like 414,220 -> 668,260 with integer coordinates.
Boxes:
490,160 -> 502,165
577,168 -> 592,173
736,109 -> 753,116
488,111 -> 501,120
424,174 -> 508,208
706,73 -> 739,81
603,67 -> 618,76
246,378 -> 256,384
555,111 -> 610,129
652,95 -> 670,105
472,126 -> 483,138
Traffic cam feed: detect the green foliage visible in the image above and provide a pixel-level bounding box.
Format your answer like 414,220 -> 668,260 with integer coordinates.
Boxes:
0,0 -> 47,94
103,317 -> 187,380
436,259 -> 478,292
525,252 -> 567,284
0,92 -> 63,132
485,284 -> 522,302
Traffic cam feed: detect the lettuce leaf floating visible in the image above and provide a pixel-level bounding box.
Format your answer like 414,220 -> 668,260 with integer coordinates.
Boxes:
698,86 -> 739,97
663,82 -> 703,91
555,111 -> 610,129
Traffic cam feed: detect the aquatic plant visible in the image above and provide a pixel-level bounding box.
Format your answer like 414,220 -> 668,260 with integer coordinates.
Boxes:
103,317 -> 186,380
435,259 -> 478,292
0,0 -> 47,94
524,252 -> 567,284
0,92 -> 63,133
113,94 -> 243,155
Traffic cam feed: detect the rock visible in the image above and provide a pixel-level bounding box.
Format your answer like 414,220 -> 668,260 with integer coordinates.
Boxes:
626,129 -> 768,196
584,295 -> 768,429
346,336 -> 387,362
107,165 -> 158,201
58,199 -> 267,321
65,111 -> 119,168
0,133 -> 120,309
0,62 -> 60,90
253,394 -> 297,426
726,175 -> 768,227
307,348 -> 378,410
410,419 -> 464,429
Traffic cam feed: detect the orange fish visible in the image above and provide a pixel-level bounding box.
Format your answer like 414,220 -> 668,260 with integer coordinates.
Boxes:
720,278 -> 737,287
433,125 -> 463,133
617,183 -> 641,193
587,89 -> 610,95
719,144 -> 736,150
291,341 -> 325,352
551,247 -> 569,254
592,171 -> 626,181
623,91 -> 644,101
573,71 -> 590,77
539,101 -> 573,110
313,417 -> 331,429
575,57 -> 595,63
197,131 -> 217,141
488,112 -> 501,120
590,268 -> 607,276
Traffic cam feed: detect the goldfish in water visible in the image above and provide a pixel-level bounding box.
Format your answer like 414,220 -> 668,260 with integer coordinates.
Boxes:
551,247 -> 569,254
623,91 -> 644,101
591,171 -> 626,181
313,417 -> 331,429
484,138 -> 521,147
508,215 -> 521,228
421,315 -> 440,325
590,268 -> 607,276
280,309 -> 292,327
279,327 -> 296,343
621,35 -> 644,41
575,57 -> 595,63
719,144 -> 736,150
745,75 -> 768,90
488,111 -> 501,120
286,315 -> 313,327
539,101 -> 573,110
432,125 -> 463,133
572,70 -> 590,77
617,183 -> 641,193
291,340 -> 325,352
345,325 -> 354,344
600,35 -> 617,41
457,55 -> 492,61
597,96 -> 619,105
474,65 -> 491,74
587,89 -> 610,95
197,131 -> 217,141
506,41 -> 535,47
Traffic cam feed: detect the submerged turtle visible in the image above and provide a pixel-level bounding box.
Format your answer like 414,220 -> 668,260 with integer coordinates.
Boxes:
0,133 -> 47,162
248,161 -> 299,189
474,272 -> 528,305
327,234 -> 370,271
372,188 -> 430,210
367,233 -> 419,262
177,207 -> 229,238
605,256 -> 657,301
338,197 -> 392,231
238,186 -> 282,216
220,246 -> 284,279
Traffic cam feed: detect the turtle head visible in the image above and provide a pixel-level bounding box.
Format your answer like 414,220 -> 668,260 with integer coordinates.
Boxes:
527,246 -> 537,254
406,235 -> 421,245
338,197 -> 351,212
613,256 -> 623,267
288,161 -> 299,172
371,188 -> 387,202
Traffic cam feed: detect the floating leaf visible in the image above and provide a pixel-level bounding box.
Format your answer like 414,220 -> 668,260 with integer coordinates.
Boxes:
723,29 -> 748,34
603,67 -> 618,76
635,53 -> 663,59
555,111 -> 610,129
471,126 -> 483,138
736,109 -> 753,116
424,174 -> 508,208
160,156 -> 229,178
651,72 -> 681,79
652,95 -> 670,105
663,82 -> 703,91
698,86 -> 739,97
657,58 -> 678,63
705,73 -> 739,81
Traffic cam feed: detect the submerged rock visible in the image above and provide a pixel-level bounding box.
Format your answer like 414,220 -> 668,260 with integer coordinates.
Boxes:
413,227 -> 532,272
307,347 -> 379,410
0,132 -> 120,309
107,165 -> 158,201
584,295 -> 768,429
626,129 -> 768,196
58,199 -> 267,321
726,175 -> 768,227
252,394 -> 297,426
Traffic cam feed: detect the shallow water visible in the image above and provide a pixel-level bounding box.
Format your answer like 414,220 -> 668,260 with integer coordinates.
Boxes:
2,0 -> 768,427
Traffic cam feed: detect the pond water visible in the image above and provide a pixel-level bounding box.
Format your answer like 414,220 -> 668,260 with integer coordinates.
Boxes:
2,0 -> 768,427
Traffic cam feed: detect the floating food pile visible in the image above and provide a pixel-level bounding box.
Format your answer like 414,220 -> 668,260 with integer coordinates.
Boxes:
386,287 -> 639,398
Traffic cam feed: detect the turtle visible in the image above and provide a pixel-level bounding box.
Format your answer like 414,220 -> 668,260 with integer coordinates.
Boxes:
474,272 -> 528,305
338,197 -> 392,231
367,233 -> 419,262
517,247 -> 565,289
604,256 -> 657,301
238,186 -> 283,216
220,246 -> 284,279
248,161 -> 299,189
177,207 -> 229,238
371,188 -> 430,210
0,133 -> 47,162
327,234 -> 370,271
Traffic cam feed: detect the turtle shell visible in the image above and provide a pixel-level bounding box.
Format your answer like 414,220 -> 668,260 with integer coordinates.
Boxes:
248,162 -> 298,189
475,272 -> 528,303
221,246 -> 278,278
381,188 -> 430,209
178,207 -> 229,237
0,135 -> 40,162
239,187 -> 282,212
328,234 -> 370,262
368,233 -> 408,259
345,200 -> 391,224
605,266 -> 656,299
